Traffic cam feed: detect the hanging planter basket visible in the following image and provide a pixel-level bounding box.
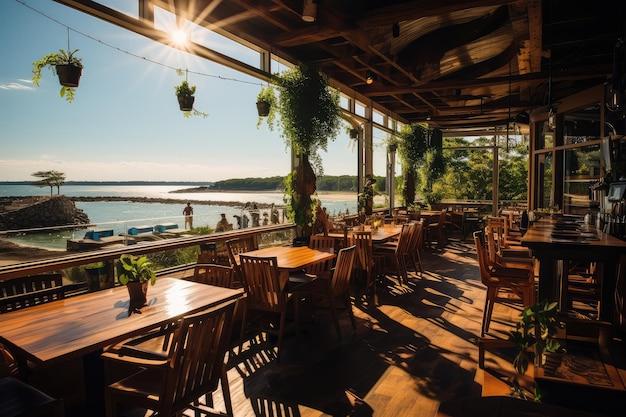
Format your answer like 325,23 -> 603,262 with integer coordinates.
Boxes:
56,64 -> 82,87
178,95 -> 195,111
256,100 -> 270,117
350,128 -> 359,139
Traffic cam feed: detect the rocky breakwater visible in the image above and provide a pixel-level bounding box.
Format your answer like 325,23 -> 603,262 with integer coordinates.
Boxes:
0,195 -> 90,231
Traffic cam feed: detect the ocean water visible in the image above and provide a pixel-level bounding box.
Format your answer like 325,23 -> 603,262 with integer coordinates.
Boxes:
0,184 -> 358,250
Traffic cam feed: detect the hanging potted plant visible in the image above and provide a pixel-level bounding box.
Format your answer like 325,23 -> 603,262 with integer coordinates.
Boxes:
116,254 -> 156,313
256,85 -> 275,116
175,80 -> 196,111
32,49 -> 83,102
273,64 -> 342,238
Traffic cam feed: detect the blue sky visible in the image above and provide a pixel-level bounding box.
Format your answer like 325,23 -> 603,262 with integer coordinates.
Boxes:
0,0 -> 389,182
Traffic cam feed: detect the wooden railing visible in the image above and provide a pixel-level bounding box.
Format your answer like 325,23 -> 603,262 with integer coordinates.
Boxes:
0,224 -> 295,282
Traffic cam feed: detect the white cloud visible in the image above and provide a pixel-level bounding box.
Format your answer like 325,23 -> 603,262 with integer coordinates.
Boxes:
0,81 -> 34,90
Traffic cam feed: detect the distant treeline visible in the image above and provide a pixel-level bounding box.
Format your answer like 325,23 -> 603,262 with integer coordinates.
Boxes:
209,175 -> 387,192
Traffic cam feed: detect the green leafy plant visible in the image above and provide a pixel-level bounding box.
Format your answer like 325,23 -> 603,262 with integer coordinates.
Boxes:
116,254 -> 156,286
273,64 -> 342,236
256,85 -> 277,128
174,79 -> 207,118
32,49 -> 83,102
508,299 -> 564,400
174,80 -> 196,97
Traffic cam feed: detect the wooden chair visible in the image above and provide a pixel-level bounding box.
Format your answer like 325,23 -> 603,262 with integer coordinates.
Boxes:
0,274 -> 65,313
484,225 -> 534,268
474,230 -> 535,336
374,222 -> 415,285
188,263 -> 236,288
426,209 -> 448,247
306,235 -> 337,275
226,237 -> 258,286
101,299 -> 237,417
238,255 -> 298,362
292,245 -> 357,339
407,220 -> 425,276
350,231 -> 377,299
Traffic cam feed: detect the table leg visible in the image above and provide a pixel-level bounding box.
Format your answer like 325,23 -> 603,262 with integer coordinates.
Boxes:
537,258 -> 560,304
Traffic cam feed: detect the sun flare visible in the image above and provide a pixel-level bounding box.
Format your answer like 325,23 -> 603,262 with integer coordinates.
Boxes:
171,29 -> 189,47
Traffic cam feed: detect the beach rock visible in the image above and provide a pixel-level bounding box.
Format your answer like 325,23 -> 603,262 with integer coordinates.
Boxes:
0,195 -> 90,231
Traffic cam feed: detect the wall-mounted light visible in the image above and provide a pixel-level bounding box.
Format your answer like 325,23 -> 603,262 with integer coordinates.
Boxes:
302,0 -> 318,23
426,113 -> 431,121
392,23 -> 400,38
366,70 -> 375,85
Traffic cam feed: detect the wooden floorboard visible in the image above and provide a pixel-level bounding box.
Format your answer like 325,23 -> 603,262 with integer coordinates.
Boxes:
116,238 -> 535,417
192,238 -> 515,417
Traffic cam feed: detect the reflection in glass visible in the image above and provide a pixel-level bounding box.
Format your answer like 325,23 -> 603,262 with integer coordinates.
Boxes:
564,145 -> 601,214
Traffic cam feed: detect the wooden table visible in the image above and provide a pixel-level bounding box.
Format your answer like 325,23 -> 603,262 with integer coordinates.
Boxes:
0,278 -> 243,416
0,277 -> 243,367
327,225 -> 402,244
521,220 -> 626,323
239,246 -> 336,287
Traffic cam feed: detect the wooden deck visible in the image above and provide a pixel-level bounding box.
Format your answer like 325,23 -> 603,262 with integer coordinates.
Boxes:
161,239 -> 524,417
107,238 -> 625,417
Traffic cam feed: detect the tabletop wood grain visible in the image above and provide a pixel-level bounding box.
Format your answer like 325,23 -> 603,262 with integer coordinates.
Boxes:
240,246 -> 336,271
0,278 -> 243,367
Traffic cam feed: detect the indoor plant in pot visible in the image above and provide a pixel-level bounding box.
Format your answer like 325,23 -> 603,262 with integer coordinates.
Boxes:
32,48 -> 83,102
117,254 -> 156,312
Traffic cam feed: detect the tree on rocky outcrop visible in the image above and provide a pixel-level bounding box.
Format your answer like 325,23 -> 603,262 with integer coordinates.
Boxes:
32,170 -> 66,196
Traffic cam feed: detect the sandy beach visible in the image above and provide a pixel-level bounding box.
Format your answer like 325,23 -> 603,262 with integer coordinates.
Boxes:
0,238 -> 62,266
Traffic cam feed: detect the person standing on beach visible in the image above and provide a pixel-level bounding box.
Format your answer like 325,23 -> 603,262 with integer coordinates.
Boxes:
183,203 -> 194,230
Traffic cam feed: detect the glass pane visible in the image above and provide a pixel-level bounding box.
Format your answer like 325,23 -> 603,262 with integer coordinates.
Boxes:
536,152 -> 552,208
564,145 -> 601,214
564,104 -> 601,145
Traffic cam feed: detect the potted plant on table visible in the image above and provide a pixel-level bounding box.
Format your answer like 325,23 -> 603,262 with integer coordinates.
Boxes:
32,49 -> 83,102
117,254 -> 156,312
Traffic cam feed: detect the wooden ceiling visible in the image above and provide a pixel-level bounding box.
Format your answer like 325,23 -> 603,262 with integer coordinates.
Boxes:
56,0 -> 625,135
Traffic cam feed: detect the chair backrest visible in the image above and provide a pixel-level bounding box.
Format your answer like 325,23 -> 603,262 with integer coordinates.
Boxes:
330,245 -> 357,296
438,209 -> 447,226
350,231 -> 373,271
161,299 -> 236,416
395,222 -> 414,255
473,230 -> 497,286
307,235 -> 336,274
0,274 -> 64,313
225,237 -> 257,267
188,263 -> 235,289
408,220 -> 424,254
238,255 -> 284,312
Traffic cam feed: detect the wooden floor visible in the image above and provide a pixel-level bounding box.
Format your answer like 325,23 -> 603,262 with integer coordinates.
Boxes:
115,237 -> 550,417
173,238 -> 526,417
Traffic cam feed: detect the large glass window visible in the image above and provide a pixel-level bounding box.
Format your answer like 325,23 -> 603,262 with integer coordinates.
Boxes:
563,145 -> 601,214
536,152 -> 552,209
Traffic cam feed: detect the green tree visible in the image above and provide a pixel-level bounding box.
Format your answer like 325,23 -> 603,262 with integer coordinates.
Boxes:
32,170 -> 66,196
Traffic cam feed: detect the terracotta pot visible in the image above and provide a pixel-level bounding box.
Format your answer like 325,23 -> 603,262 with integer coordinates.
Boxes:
55,64 -> 82,87
178,95 -> 195,111
127,281 -> 148,310
256,101 -> 270,116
